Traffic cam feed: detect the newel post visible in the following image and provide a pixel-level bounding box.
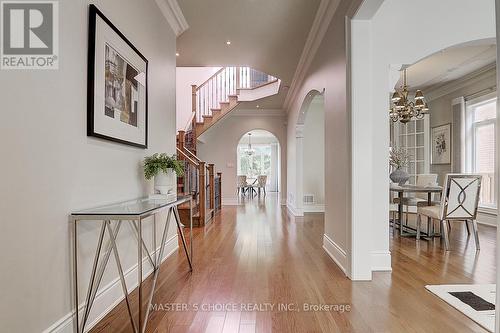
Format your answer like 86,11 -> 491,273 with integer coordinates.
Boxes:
217,172 -> 222,209
198,161 -> 206,225
208,164 -> 215,210
177,130 -> 185,150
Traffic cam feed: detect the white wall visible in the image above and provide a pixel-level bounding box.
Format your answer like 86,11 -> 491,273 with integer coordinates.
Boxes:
351,0 -> 496,279
176,67 -> 221,131
0,1 -> 177,332
303,97 -> 325,209
197,110 -> 287,204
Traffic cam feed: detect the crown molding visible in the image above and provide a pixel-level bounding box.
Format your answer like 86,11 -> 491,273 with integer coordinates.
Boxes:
283,0 -> 341,112
155,0 -> 189,37
425,63 -> 496,102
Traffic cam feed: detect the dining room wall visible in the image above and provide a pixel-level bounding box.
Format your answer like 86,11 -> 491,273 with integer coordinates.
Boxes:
0,1 -> 177,332
427,65 -> 497,184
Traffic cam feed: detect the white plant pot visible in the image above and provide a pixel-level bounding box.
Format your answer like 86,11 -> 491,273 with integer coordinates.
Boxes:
153,169 -> 177,201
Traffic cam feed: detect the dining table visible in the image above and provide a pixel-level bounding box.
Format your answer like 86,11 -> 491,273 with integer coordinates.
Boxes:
390,183 -> 443,237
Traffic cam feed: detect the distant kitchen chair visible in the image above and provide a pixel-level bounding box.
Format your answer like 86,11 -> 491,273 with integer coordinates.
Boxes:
416,174 -> 482,251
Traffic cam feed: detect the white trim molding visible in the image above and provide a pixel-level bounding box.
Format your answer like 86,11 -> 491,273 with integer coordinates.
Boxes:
283,0 -> 342,111
286,202 -> 304,217
371,251 -> 392,271
303,204 -> 325,213
322,234 -> 347,275
425,63 -> 496,102
155,0 -> 189,36
43,236 -> 179,333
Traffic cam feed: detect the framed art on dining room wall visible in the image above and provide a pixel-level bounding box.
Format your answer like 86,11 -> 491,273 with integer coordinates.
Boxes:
87,4 -> 148,148
431,123 -> 451,165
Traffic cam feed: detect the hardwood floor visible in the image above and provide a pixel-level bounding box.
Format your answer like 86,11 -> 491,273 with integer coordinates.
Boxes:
90,196 -> 496,333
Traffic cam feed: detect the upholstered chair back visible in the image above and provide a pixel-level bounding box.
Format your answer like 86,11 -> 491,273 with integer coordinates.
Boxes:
415,174 -> 439,200
237,175 -> 247,187
257,175 -> 267,187
440,174 -> 482,220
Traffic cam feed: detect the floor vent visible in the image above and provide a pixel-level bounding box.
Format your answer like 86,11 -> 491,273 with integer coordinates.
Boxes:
303,194 -> 314,205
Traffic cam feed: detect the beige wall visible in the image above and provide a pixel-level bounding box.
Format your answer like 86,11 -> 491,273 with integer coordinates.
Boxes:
0,1 -> 177,331
428,66 -> 497,183
176,67 -> 222,131
303,97 -> 325,207
197,110 -> 287,203
286,0 -> 363,272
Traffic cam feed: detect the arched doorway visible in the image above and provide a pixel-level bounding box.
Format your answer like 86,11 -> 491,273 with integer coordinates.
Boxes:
236,130 -> 281,195
295,90 -> 325,215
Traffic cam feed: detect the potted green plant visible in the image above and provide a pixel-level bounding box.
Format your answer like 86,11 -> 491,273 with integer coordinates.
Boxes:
389,147 -> 410,185
144,153 -> 184,200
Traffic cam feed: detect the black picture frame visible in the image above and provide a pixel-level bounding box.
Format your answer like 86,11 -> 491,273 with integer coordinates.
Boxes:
87,4 -> 149,149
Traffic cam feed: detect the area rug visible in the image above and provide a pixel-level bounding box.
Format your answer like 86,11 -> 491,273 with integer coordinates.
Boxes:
425,284 -> 495,332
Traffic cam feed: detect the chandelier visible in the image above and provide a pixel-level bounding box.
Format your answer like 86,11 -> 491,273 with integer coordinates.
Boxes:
245,133 -> 255,156
389,69 -> 429,123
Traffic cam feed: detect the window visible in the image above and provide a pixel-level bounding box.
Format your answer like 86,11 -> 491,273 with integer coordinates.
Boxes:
391,116 -> 430,184
466,94 -> 497,208
237,144 -> 272,178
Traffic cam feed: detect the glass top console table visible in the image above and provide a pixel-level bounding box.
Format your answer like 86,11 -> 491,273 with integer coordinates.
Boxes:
70,195 -> 193,333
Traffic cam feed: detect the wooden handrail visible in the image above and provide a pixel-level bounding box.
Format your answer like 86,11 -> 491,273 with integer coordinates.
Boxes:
184,147 -> 202,163
176,147 -> 199,167
197,67 -> 225,91
184,111 -> 196,131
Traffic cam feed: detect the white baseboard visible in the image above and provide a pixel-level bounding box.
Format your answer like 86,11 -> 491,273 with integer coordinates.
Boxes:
322,234 -> 347,275
477,211 -> 497,227
43,235 -> 179,333
286,202 -> 303,216
371,251 -> 392,271
303,204 -> 325,213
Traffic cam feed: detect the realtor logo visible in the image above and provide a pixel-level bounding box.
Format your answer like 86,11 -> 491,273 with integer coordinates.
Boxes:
1,1 -> 58,69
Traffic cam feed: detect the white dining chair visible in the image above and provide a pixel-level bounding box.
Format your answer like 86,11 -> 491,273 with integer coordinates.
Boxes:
256,175 -> 267,196
393,174 -> 439,225
237,175 -> 248,196
416,174 -> 482,250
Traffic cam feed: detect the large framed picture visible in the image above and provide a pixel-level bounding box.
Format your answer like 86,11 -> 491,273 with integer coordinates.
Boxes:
87,4 -> 148,148
431,123 -> 451,165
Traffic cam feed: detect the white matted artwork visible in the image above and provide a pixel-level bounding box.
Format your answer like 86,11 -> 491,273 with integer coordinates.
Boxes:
431,123 -> 451,165
87,5 -> 148,148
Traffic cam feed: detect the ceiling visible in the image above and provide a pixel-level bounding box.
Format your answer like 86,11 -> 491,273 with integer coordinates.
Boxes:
176,0 -> 321,109
399,43 -> 497,91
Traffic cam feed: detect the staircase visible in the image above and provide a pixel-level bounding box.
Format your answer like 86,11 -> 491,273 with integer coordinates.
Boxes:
176,66 -> 279,226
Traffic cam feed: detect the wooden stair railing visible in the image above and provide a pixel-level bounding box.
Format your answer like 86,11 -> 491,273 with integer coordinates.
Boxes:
193,66 -> 277,137
175,66 -> 276,226
176,145 -> 221,227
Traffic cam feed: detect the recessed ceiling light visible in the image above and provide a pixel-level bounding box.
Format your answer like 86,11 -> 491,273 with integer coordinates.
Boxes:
226,40 -> 231,45
256,105 -> 260,108
176,52 -> 179,57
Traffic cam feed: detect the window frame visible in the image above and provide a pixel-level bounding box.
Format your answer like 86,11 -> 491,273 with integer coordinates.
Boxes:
465,92 -> 498,209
